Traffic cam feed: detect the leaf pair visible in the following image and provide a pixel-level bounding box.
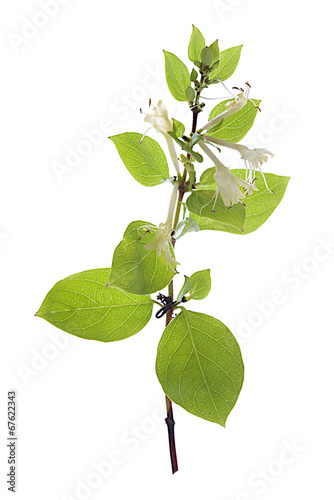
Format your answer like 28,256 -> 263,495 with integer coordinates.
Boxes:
188,26 -> 242,83
37,268 -> 244,426
164,26 -> 243,103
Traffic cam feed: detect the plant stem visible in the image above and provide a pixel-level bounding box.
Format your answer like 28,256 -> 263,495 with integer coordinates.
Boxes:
163,86 -> 202,474
165,394 -> 178,473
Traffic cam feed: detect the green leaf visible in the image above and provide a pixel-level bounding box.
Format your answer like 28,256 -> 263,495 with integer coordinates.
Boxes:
176,276 -> 194,301
186,190 -> 246,232
164,51 -> 191,102
108,221 -> 175,295
208,99 -> 261,143
36,269 -> 153,342
174,217 -> 199,239
168,131 -> 203,163
188,25 -> 206,63
210,60 -> 220,72
172,118 -> 185,138
230,170 -> 290,234
185,86 -> 196,102
156,309 -> 244,426
191,170 -> 290,234
177,269 -> 211,301
189,132 -> 202,147
211,45 -> 243,82
188,269 -> 211,300
110,133 -> 169,187
190,68 -> 198,82
209,40 -> 220,63
201,47 -> 213,67
195,167 -> 217,190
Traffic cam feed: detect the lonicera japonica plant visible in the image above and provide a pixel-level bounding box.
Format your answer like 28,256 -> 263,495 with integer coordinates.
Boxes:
36,26 -> 289,473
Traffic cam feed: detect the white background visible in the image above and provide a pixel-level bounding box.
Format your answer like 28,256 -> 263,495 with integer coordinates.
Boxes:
1,0 -> 334,499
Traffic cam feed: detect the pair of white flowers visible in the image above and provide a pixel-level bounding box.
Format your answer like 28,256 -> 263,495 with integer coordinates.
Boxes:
140,89 -> 273,270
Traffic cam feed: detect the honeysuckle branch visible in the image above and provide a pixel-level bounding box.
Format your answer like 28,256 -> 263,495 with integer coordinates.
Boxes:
163,85 -> 203,473
36,26 -> 289,480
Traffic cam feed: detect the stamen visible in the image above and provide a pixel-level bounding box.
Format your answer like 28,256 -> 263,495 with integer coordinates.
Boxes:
243,83 -> 250,100
257,165 -> 274,193
211,189 -> 219,212
139,126 -> 154,143
149,98 -> 152,107
244,159 -> 249,184
199,189 -> 219,215
137,224 -> 157,239
249,98 -> 261,112
201,95 -> 232,100
217,80 -> 237,98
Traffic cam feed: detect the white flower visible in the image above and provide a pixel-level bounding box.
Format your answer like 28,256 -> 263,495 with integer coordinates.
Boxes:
202,136 -> 274,192
143,100 -> 180,173
138,183 -> 180,271
143,222 -> 180,271
213,163 -> 254,207
199,140 -> 255,207
238,146 -> 274,191
144,100 -> 173,135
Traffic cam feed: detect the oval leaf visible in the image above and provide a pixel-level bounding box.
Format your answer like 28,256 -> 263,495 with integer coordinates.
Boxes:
164,51 -> 191,102
195,167 -> 217,190
230,170 -> 290,234
177,269 -> 211,301
188,269 -> 211,300
188,25 -> 206,63
156,309 -> 244,426
108,221 -> 175,295
36,269 -> 153,342
209,40 -> 220,63
208,99 -> 261,143
110,133 -> 169,186
186,190 -> 246,232
211,45 -> 243,82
